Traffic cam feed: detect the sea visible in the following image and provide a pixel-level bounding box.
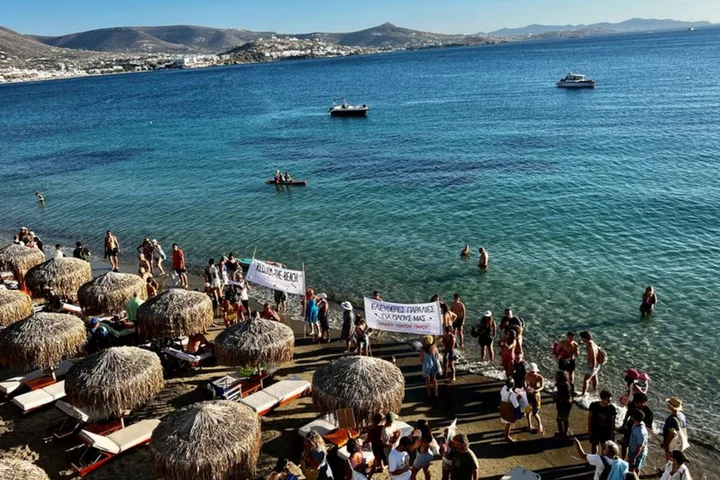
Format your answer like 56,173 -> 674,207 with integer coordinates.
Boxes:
1,28 -> 719,443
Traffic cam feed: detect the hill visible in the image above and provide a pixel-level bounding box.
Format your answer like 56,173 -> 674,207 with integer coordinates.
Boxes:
0,26 -> 92,60
489,18 -> 713,36
30,27 -> 194,53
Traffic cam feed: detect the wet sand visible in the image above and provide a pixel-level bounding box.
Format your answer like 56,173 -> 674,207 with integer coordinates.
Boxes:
0,259 -> 718,479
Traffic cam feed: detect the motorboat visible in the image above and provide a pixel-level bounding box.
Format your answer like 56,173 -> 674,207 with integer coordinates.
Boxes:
265,179 -> 308,186
328,98 -> 369,117
556,72 -> 596,89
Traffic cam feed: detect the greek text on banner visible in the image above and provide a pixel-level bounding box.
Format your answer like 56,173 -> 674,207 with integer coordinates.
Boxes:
245,259 -> 306,295
363,298 -> 442,336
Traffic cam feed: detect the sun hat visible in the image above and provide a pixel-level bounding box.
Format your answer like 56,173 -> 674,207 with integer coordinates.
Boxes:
666,397 -> 683,411
422,335 -> 435,346
317,293 -> 327,300
341,301 -> 353,310
528,363 -> 539,373
483,310 -> 492,317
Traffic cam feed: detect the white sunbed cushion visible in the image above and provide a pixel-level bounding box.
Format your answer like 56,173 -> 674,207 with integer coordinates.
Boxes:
106,419 -> 160,453
44,380 -> 66,400
80,429 -> 121,455
500,467 -> 541,480
240,391 -> 279,414
395,421 -> 413,438
12,389 -> 53,412
163,348 -> 213,362
0,359 -> 74,396
263,380 -> 311,403
56,400 -> 90,423
298,414 -> 338,438
337,447 -> 375,463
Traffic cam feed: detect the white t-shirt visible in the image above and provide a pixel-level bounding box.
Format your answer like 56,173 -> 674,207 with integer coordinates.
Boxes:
660,462 -> 692,480
382,424 -> 401,449
388,448 -> 411,480
586,454 -> 613,480
54,249 -> 64,259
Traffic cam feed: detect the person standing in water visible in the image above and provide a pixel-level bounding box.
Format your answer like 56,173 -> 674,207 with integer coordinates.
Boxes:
104,230 -> 120,272
35,192 -> 45,203
451,293 -> 466,348
460,245 -> 471,258
478,247 -> 489,269
556,332 -> 580,386
473,311 -> 495,361
172,243 -> 188,289
580,331 -> 603,396
640,286 -> 657,316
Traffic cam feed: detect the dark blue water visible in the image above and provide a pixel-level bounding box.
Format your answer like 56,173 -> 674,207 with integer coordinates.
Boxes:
2,28 -> 720,439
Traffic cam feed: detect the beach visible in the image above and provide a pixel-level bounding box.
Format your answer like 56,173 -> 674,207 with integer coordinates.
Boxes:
1,256 -> 719,479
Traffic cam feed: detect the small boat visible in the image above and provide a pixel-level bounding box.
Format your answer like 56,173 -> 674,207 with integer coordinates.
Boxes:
265,179 -> 308,186
329,98 -> 369,117
556,72 -> 596,89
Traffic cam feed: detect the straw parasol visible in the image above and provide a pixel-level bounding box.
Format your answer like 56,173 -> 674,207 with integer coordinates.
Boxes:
65,346 -> 164,419
0,312 -> 86,371
136,288 -> 213,339
150,400 -> 262,480
214,317 -> 294,368
78,272 -> 147,315
0,243 -> 45,281
0,459 -> 49,480
312,356 -> 405,423
25,257 -> 92,298
0,290 -> 33,327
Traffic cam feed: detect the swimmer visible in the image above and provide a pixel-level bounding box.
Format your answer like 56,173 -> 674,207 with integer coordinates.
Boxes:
478,247 -> 489,269
461,244 -> 471,258
639,286 -> 657,316
35,192 -> 45,203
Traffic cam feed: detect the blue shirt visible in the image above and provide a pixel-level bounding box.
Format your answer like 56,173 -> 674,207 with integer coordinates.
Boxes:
629,423 -> 648,454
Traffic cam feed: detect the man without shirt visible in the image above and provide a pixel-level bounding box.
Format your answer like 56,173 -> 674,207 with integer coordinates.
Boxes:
450,293 -> 467,348
557,331 -> 580,385
580,330 -> 601,396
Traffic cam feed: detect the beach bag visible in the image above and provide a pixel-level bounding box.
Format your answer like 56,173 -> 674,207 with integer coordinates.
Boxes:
668,421 -> 690,452
597,346 -> 608,365
470,324 -> 480,338
499,401 -> 516,423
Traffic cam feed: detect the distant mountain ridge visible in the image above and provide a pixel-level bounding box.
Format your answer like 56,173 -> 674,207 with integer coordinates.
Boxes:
489,18 -> 713,36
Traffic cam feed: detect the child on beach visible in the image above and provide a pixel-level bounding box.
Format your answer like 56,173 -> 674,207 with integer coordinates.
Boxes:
554,370 -> 573,439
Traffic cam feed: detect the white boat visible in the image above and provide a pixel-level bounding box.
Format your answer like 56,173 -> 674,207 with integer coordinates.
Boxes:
556,72 -> 596,89
328,98 -> 369,117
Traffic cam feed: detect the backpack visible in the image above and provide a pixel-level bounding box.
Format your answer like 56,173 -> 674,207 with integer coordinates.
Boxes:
599,456 -> 611,480
596,346 -> 608,365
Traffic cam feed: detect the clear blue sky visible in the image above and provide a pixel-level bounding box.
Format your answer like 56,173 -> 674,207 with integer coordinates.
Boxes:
4,0 -> 718,36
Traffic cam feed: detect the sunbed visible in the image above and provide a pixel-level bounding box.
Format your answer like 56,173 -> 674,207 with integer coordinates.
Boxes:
71,419 -> 160,476
337,446 -> 375,463
298,414 -> 338,438
162,347 -> 214,371
12,380 -> 66,414
0,360 -> 73,398
500,467 -> 541,480
240,379 -> 311,416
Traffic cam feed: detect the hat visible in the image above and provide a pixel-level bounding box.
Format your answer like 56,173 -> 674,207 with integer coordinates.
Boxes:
528,363 -> 539,373
152,239 -> 158,244
341,301 -> 353,311
638,372 -> 650,382
666,397 -> 683,411
317,293 -> 327,300
483,310 -> 492,317
422,335 -> 435,346
626,368 -> 640,380
90,317 -> 100,325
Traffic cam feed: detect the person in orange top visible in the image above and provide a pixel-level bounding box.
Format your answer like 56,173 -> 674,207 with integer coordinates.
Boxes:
172,243 -> 188,288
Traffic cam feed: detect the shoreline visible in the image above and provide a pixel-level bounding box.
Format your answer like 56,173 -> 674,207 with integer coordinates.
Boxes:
2,228 -> 719,455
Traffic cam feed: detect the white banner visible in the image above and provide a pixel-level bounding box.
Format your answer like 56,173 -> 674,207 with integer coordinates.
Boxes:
245,259 -> 306,295
363,298 -> 442,335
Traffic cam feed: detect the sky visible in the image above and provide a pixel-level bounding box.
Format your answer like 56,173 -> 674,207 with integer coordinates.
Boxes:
4,0 -> 719,36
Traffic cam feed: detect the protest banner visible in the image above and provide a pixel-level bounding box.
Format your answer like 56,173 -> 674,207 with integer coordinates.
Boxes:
245,259 -> 305,295
363,297 -> 442,335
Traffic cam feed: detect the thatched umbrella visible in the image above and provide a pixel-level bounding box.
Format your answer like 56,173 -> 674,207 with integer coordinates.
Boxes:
65,346 -> 163,420
0,459 -> 49,480
77,272 -> 147,315
312,356 -> 405,423
0,243 -> 45,284
0,290 -> 33,327
136,288 -> 212,339
214,317 -> 294,369
0,312 -> 86,371
150,400 -> 262,480
25,257 -> 92,298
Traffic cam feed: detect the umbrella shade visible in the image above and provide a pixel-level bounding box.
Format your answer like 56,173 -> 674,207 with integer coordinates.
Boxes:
136,289 -> 213,339
0,289 -> 33,327
312,356 -> 405,423
0,244 -> 45,280
25,257 -> 92,298
214,318 -> 294,367
0,312 -> 86,370
65,346 -> 164,419
151,400 -> 262,480
0,459 -> 49,480
78,272 -> 147,315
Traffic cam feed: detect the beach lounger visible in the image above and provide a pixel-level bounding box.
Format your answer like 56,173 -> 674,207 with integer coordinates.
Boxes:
298,414 -> 338,438
12,380 -> 66,414
162,347 -> 214,371
71,418 -> 160,476
500,467 -> 541,480
240,379 -> 311,416
61,303 -> 83,314
0,360 -> 73,398
208,373 -> 263,401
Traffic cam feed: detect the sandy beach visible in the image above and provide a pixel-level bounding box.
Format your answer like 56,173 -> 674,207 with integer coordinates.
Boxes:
0,255 -> 718,480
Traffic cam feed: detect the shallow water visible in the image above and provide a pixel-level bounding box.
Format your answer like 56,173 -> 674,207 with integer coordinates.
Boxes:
2,28 -> 720,441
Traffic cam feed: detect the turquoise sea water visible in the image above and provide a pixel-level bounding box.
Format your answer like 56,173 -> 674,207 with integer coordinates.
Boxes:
2,29 -> 720,439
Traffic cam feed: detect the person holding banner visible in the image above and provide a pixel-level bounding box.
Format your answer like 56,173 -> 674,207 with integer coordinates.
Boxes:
420,336 -> 442,399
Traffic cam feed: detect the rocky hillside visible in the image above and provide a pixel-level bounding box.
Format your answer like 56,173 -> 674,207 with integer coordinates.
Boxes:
222,38 -> 375,64
489,18 -> 713,36
0,26 -> 91,59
